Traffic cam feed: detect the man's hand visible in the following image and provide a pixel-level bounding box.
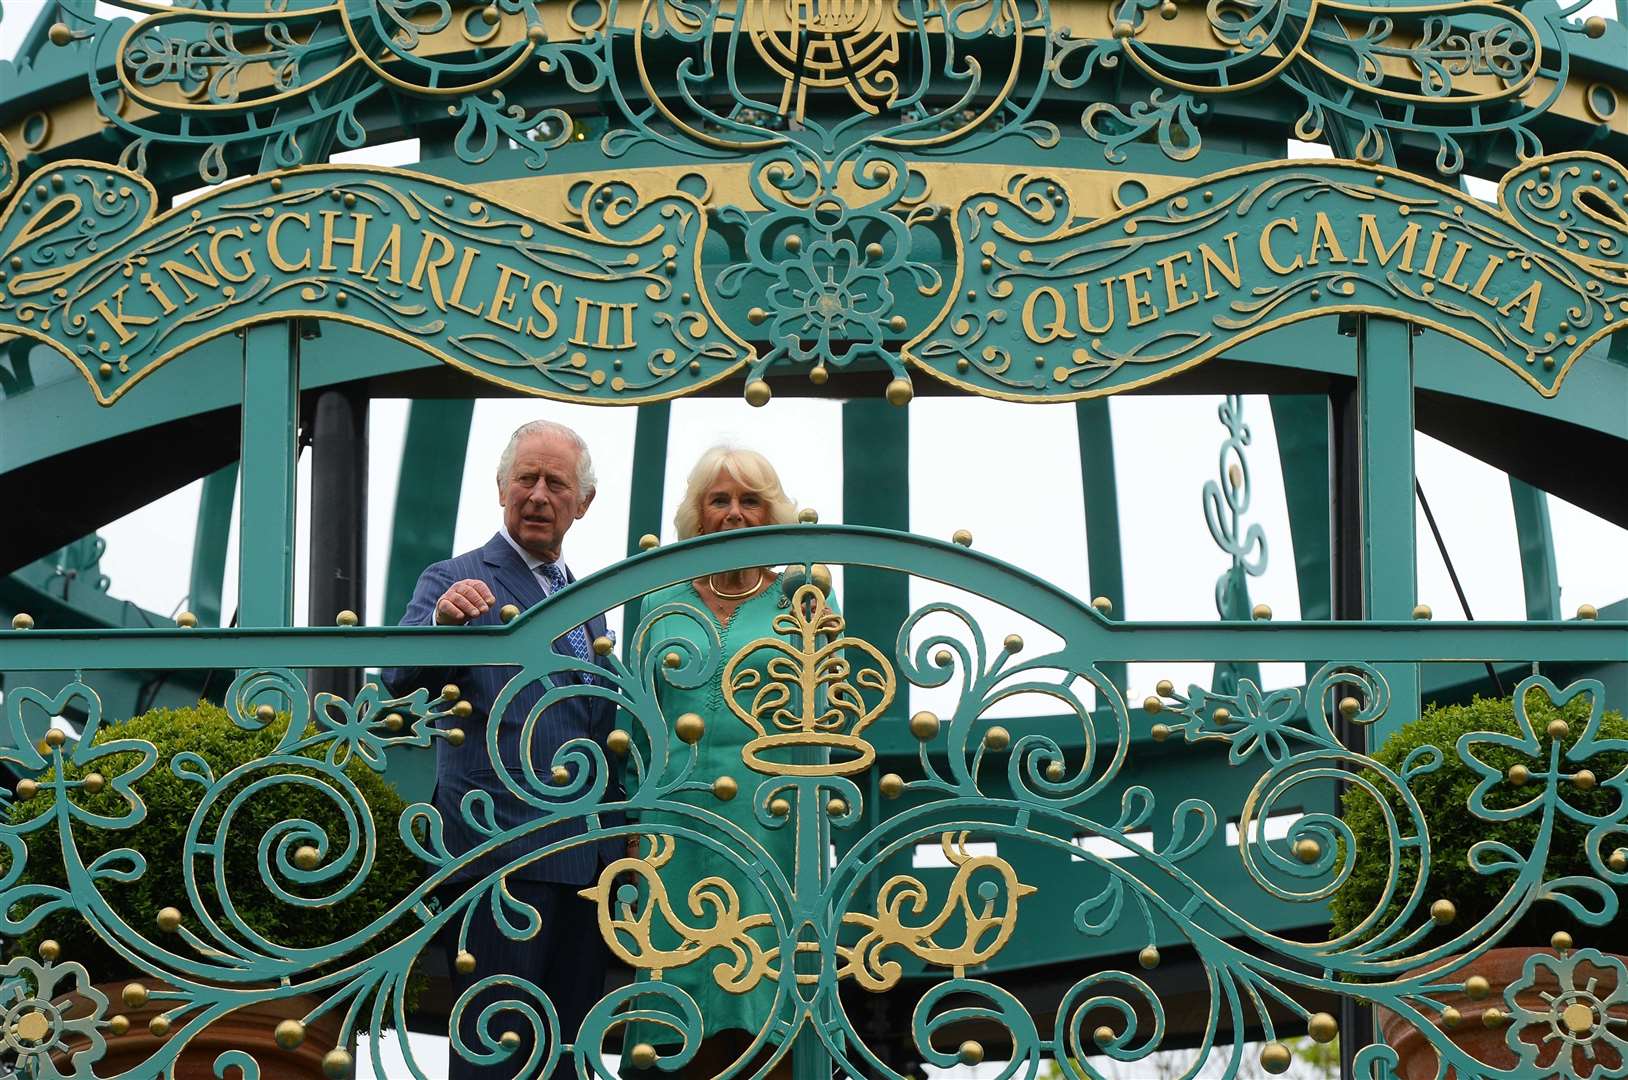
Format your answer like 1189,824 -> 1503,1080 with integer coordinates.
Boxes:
435,579 -> 497,625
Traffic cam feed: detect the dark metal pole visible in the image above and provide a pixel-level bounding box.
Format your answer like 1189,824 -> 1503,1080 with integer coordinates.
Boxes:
308,386 -> 368,700
1330,377 -> 1375,1077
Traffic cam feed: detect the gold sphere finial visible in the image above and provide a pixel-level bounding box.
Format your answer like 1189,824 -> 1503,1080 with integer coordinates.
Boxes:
910,710 -> 940,740
888,315 -> 908,334
1413,604 -> 1433,621
1252,603 -> 1272,621
49,22 -> 74,46
322,1047 -> 354,1079
1584,15 -> 1606,37
1003,633 -> 1024,653
885,378 -> 914,406
826,797 -> 848,816
335,610 -> 359,627
1045,760 -> 1066,782
629,1044 -> 659,1069
293,846 -> 320,871
44,729 -> 67,749
1143,695 -> 1164,714
255,703 -> 276,724
1440,1006 -> 1462,1028
446,727 -> 466,747
1138,946 -> 1161,969
499,604 -> 520,623
108,1014 -> 130,1036
1552,930 -> 1574,952
1507,764 -> 1530,786
1112,19 -> 1135,38
38,939 -> 60,961
769,797 -> 791,817
1430,898 -> 1457,925
455,951 -> 476,974
638,533 -> 659,551
156,907 -> 183,932
442,684 -> 461,702
744,379 -> 772,407
275,1019 -> 307,1050
1464,974 -> 1491,999
1094,1025 -> 1116,1044
798,507 -> 819,524
879,773 -> 904,798
14,779 -> 38,800
480,5 -> 502,25
1156,679 -> 1174,697
958,1040 -> 984,1065
552,765 -> 571,785
607,730 -> 631,756
1159,0 -> 1179,18
1308,1012 -> 1338,1044
1150,722 -> 1171,742
176,611 -> 198,628
1091,596 -> 1114,615
809,364 -> 829,385
499,1030 -> 522,1050
1610,848 -> 1628,873
1481,1007 -> 1508,1028
11,612 -> 34,631
675,713 -> 705,744
593,635 -> 614,656
451,700 -> 473,719
1338,696 -> 1361,720
983,726 -> 1010,751
951,529 -> 973,547
747,307 -> 769,325
1574,769 -> 1597,791
122,983 -> 149,1008
1293,838 -> 1322,863
149,1016 -> 171,1038
1259,1041 -> 1293,1075
1577,603 -> 1598,620
712,776 -> 738,801
1548,718 -> 1571,740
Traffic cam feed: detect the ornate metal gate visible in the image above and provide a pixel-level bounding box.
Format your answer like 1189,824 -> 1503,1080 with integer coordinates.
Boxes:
0,2 -> 1624,1078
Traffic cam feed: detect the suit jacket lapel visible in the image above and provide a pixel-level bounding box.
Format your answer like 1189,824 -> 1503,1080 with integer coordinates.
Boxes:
481,533 -> 547,616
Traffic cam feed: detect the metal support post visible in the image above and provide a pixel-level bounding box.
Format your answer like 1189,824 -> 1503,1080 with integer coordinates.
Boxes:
1076,399 -> 1126,691
238,322 -> 301,628
308,386 -> 368,697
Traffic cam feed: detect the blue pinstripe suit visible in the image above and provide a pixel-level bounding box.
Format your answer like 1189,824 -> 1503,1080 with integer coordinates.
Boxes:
385,531 -> 624,1078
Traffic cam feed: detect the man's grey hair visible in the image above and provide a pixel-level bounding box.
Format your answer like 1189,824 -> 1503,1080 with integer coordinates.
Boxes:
496,420 -> 597,495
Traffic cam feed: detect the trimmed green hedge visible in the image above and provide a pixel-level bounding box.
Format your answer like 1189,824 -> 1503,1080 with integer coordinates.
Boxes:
6,702 -> 425,999
1330,690 -> 1628,950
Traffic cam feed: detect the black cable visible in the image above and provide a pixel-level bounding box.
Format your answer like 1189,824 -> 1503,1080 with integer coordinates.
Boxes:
1415,479 -> 1505,698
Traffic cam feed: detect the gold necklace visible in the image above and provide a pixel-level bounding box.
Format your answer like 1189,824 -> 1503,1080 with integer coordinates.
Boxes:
707,570 -> 763,600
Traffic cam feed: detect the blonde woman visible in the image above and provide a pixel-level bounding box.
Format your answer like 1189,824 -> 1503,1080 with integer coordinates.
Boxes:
621,446 -> 807,1079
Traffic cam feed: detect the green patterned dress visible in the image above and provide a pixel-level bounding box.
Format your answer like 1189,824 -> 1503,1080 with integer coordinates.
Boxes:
620,576 -> 831,1052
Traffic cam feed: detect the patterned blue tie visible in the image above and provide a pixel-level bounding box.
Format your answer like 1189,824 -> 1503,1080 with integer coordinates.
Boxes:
539,561 -> 595,677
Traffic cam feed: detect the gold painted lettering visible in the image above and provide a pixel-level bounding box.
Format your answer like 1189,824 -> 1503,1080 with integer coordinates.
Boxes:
1420,229 -> 1449,279
158,243 -> 221,302
1157,251 -> 1198,314
1260,219 -> 1303,275
486,264 -> 529,332
1021,286 -> 1077,343
89,284 -> 157,345
139,273 -> 179,315
1468,255 -> 1505,304
570,297 -> 637,349
445,246 -> 486,317
1354,216 -> 1419,271
1198,233 -> 1242,298
207,227 -> 255,284
1071,279 -> 1115,335
407,231 -> 458,308
1438,242 -> 1475,292
527,279 -> 562,339
362,224 -> 404,284
1498,281 -> 1543,333
318,211 -> 371,274
1120,267 -> 1159,327
1307,213 -> 1348,266
267,212 -> 312,273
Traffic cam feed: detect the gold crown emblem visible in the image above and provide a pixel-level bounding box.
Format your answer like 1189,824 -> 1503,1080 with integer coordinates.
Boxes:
723,583 -> 895,776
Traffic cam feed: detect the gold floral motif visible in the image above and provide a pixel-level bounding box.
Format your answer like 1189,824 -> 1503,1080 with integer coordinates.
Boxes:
577,834 -> 775,992
744,0 -> 905,120
839,833 -> 1037,990
724,583 -> 895,777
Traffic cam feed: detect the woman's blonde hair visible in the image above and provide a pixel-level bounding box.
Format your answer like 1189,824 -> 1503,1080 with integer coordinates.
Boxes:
674,446 -> 798,539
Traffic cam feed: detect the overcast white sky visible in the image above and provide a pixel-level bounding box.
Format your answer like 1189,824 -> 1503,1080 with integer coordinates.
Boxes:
4,4 -> 1626,1078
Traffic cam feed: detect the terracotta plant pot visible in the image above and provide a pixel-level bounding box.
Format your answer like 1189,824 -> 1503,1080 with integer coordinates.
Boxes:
55,980 -> 344,1080
1379,946 -> 1628,1080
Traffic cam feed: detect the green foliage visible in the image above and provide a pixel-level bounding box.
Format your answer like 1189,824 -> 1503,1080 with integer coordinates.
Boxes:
5,702 -> 425,1007
1330,690 -> 1628,950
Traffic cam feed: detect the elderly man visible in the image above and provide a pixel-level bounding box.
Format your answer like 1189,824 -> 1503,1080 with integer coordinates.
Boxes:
384,419 -> 621,1080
